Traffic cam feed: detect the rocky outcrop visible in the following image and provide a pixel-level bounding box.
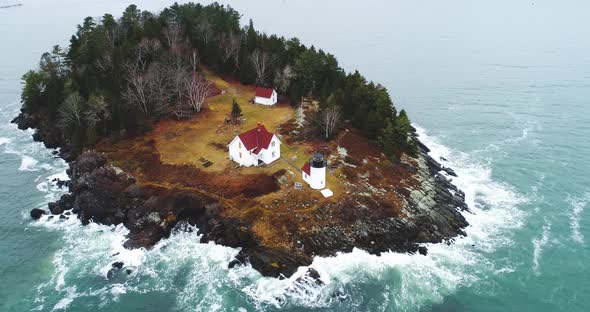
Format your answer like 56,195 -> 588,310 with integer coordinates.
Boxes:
29,140 -> 468,279
30,208 -> 46,220
12,112 -> 77,161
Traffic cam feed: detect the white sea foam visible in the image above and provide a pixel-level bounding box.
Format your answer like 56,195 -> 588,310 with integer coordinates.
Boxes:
0,137 -> 10,146
566,193 -> 589,244
240,126 -> 527,309
52,286 -> 78,311
27,125 -> 526,311
19,155 -> 39,171
532,220 -> 552,275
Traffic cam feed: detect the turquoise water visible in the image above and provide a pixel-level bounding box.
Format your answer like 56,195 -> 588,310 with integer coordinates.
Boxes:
1,0 -> 589,311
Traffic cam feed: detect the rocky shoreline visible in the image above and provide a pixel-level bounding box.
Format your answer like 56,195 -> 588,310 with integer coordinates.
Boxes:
21,107 -> 469,278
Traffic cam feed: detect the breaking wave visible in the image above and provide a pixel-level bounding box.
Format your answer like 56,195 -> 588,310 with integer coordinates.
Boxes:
566,192 -> 589,244
22,125 -> 527,311
0,136 -> 10,146
532,220 -> 552,275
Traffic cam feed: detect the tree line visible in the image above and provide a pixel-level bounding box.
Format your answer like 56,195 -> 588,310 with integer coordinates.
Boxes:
19,2 -> 416,159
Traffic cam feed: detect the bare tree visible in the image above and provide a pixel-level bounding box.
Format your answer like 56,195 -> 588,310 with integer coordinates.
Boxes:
166,59 -> 189,106
85,94 -> 111,133
163,22 -> 183,55
273,64 -> 294,93
220,32 -> 241,69
135,38 -> 160,70
121,39 -> 167,116
58,93 -> 84,130
104,24 -> 120,50
189,48 -> 200,72
84,94 -> 110,126
250,49 -> 271,85
320,105 -> 341,139
185,72 -> 212,112
95,52 -> 113,74
122,63 -> 150,114
194,17 -> 212,44
146,62 -> 173,115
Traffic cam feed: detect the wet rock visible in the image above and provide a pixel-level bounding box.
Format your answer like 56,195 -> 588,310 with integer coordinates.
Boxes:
418,246 -> 428,256
295,268 -> 324,286
442,167 -> 457,177
30,208 -> 45,220
107,261 -> 124,279
48,202 -> 63,215
34,135 -> 469,280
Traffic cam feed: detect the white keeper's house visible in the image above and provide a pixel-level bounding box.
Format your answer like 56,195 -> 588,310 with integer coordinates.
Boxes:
228,123 -> 281,167
254,87 -> 278,105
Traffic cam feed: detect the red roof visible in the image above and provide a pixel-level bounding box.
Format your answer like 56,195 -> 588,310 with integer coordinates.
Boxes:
301,162 -> 310,175
237,124 -> 274,155
255,87 -> 274,99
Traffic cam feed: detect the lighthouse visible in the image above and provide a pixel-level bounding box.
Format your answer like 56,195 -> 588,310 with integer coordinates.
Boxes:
301,153 -> 326,190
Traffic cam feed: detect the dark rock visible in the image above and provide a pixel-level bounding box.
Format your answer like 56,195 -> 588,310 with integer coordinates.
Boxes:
48,202 -> 63,215
397,187 -> 411,198
442,167 -> 457,177
59,214 -> 67,220
11,112 -> 38,130
418,246 -> 428,256
296,268 -> 324,286
332,291 -> 350,302
30,208 -> 46,220
241,246 -> 312,278
107,262 -> 124,279
29,133 -> 469,280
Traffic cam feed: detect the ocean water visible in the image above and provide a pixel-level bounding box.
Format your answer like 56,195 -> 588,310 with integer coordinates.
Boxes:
1,0 -> 589,311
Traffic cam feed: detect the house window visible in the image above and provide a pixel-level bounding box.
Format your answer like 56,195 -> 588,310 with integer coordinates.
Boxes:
238,142 -> 241,148
272,151 -> 275,158
239,152 -> 242,159
271,141 -> 275,147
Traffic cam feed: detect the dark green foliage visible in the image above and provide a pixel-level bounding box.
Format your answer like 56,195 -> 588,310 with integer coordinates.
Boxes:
230,98 -> 242,123
19,2 -> 416,159
20,71 -> 44,113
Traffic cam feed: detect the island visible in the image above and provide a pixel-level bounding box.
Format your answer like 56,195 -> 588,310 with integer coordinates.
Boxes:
15,2 -> 468,278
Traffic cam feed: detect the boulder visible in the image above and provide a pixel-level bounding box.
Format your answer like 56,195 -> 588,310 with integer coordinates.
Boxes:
48,202 -> 63,215
418,246 -> 428,256
107,261 -> 125,279
30,208 -> 46,220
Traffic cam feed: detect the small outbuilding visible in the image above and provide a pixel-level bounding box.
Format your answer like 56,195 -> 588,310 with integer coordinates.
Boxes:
228,123 -> 281,167
302,153 -> 327,190
254,87 -> 278,106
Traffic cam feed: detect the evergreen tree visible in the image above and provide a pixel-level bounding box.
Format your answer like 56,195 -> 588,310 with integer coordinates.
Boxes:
230,98 -> 242,124
246,19 -> 257,52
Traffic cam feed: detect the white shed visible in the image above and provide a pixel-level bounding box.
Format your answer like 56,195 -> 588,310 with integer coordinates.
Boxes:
254,87 -> 278,106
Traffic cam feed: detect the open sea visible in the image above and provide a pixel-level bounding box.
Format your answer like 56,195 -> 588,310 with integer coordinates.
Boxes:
0,0 -> 588,311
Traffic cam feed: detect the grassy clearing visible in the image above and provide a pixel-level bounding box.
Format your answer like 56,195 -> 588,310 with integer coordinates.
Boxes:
95,70 -> 419,250
152,68 -> 294,173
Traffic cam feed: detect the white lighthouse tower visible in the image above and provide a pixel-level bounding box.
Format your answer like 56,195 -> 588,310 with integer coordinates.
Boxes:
301,153 -> 326,190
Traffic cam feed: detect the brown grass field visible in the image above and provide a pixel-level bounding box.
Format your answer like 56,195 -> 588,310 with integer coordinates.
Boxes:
95,70 -> 416,250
